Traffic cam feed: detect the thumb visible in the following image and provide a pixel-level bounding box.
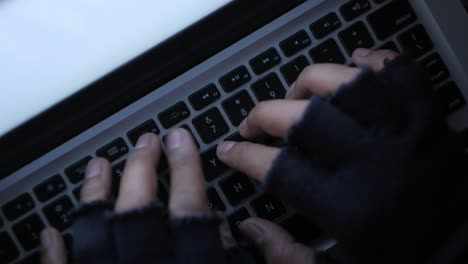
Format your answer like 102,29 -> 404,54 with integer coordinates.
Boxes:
240,218 -> 315,264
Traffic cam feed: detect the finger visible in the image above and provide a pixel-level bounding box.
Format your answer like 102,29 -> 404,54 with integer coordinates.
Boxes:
167,128 -> 208,217
240,218 -> 315,264
239,100 -> 309,139
217,141 -> 279,182
115,133 -> 161,212
286,63 -> 361,100
352,48 -> 400,71
41,228 -> 67,264
80,158 -> 112,204
217,212 -> 237,250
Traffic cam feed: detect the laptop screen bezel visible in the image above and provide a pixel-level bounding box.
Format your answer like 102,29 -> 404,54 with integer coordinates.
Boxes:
0,0 -> 306,178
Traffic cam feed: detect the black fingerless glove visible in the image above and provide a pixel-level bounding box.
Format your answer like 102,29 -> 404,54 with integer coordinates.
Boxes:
71,201 -> 258,264
266,56 -> 468,264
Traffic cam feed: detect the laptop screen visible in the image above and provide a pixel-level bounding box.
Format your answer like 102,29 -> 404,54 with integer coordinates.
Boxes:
0,0 -> 230,136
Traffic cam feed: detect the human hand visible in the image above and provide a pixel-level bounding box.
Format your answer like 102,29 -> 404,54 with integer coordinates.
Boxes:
40,129 -> 228,264
216,49 -> 400,264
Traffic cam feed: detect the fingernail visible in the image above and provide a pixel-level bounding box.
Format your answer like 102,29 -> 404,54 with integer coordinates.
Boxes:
217,141 -> 235,156
240,222 -> 265,244
136,133 -> 155,149
85,159 -> 102,178
354,48 -> 372,57
166,129 -> 185,150
41,229 -> 52,248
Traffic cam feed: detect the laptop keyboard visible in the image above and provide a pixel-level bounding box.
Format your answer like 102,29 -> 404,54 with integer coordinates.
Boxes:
2,0 -> 466,262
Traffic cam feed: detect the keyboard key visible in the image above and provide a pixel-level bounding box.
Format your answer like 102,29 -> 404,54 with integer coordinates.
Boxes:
227,208 -> 251,240
420,53 -> 450,84
280,215 -> 322,244
0,231 -> 20,263
207,188 -> 226,212
12,214 -> 45,251
280,30 -> 312,57
158,101 -> 191,129
310,12 -> 342,39
219,66 -> 252,93
225,132 -> 246,142
280,55 -> 310,85
251,73 -> 286,101
3,193 -> 35,221
189,83 -> 221,111
111,160 -> 126,197
251,194 -> 287,221
339,21 -> 375,56
249,48 -> 282,75
192,108 -> 230,144
435,81 -> 466,114
379,41 -> 400,53
33,174 -> 67,202
73,185 -> 82,201
43,196 -> 74,231
65,156 -> 92,184
340,0 -> 371,21
17,251 -> 40,264
219,172 -> 256,206
309,38 -> 346,64
367,0 -> 417,40
222,90 -> 256,126
399,25 -> 433,58
201,146 -> 228,181
127,120 -> 160,146
96,137 -> 129,162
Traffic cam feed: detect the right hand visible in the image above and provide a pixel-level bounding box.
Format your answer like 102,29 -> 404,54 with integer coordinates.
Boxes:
217,49 -> 400,264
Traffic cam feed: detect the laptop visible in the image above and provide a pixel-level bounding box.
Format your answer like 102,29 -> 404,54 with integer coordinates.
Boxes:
1,0 -> 468,262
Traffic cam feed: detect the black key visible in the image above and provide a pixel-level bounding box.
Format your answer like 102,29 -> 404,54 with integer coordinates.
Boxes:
379,41 -> 400,53
3,193 -> 35,221
225,132 -> 246,142
12,214 -> 44,251
65,156 -> 92,184
201,146 -> 228,181
280,215 -> 322,244
127,120 -> 160,146
180,125 -> 200,148
249,48 -> 282,75
192,108 -> 230,144
219,66 -> 252,93
222,90 -> 256,126
43,196 -> 74,231
280,55 -> 310,85
280,30 -> 312,57
73,185 -> 82,202
17,251 -> 40,264
158,101 -> 191,129
207,188 -> 226,212
339,21 -> 375,56
251,194 -> 287,221
227,208 -> 251,240
309,38 -> 346,64
33,174 -> 67,202
251,73 -> 286,101
0,232 -> 20,263
158,152 -> 169,173
219,172 -> 256,206
340,0 -> 371,21
367,0 -> 417,40
399,25 -> 434,58
310,12 -> 342,39
435,81 -> 466,114
421,53 -> 450,84
189,84 -> 221,110
112,160 -> 126,197
96,137 -> 129,162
